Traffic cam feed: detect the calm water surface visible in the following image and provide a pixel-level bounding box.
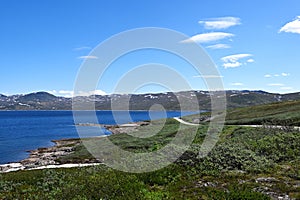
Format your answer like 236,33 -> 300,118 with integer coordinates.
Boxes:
0,110 -> 198,164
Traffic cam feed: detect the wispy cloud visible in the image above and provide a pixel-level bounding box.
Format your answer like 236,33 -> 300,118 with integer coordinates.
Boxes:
193,75 -> 224,78
279,16 -> 300,34
46,90 -> 73,98
73,46 -> 92,51
206,43 -> 231,49
222,54 -> 252,62
223,62 -> 242,68
199,17 -> 241,30
74,90 -> 107,96
47,90 -> 107,97
181,32 -> 234,43
46,90 -> 59,95
281,72 -> 290,77
77,56 -> 98,59
221,53 -> 253,68
58,90 -> 74,97
247,59 -> 255,63
264,73 -> 290,78
231,82 -> 244,86
268,83 -> 285,86
264,74 -> 272,78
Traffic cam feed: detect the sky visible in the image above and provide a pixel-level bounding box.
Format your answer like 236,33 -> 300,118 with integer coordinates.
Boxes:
1,0 -> 300,96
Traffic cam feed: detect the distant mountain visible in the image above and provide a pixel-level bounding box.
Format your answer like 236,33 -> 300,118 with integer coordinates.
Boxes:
0,92 -> 70,110
0,90 -> 300,110
18,92 -> 57,102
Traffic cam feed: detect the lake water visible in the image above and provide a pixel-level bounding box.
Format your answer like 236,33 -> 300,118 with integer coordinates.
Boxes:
0,110 -> 197,164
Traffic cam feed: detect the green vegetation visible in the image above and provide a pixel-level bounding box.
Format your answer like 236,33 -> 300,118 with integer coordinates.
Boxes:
225,100 -> 300,126
1,120 -> 300,199
182,99 -> 300,126
1,100 -> 300,199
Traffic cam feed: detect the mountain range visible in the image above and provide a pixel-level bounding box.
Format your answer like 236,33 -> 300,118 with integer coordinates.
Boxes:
0,90 -> 300,110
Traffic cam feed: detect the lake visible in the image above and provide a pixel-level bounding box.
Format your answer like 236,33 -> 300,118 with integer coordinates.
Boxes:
0,110 -> 198,164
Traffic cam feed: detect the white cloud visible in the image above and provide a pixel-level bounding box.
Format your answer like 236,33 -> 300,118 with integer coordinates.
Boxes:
73,46 -> 91,51
77,56 -> 98,59
93,90 -> 107,95
268,83 -> 285,86
206,43 -> 231,49
279,16 -> 300,34
264,73 -> 290,78
223,62 -> 242,68
280,87 -> 293,90
222,54 -> 252,62
181,32 -> 234,43
199,17 -> 241,30
193,75 -> 224,78
58,90 -> 74,97
74,90 -> 107,97
46,90 -> 73,97
46,90 -> 107,97
46,90 -> 58,95
231,82 -> 244,86
221,53 -> 253,68
281,72 -> 290,77
247,58 -> 255,63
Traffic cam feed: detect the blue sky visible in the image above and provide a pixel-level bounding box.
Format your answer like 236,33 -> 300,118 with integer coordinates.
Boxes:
1,0 -> 300,96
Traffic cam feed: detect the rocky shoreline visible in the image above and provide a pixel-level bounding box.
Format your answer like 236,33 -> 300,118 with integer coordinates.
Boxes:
76,121 -> 150,134
0,121 -> 150,173
0,138 -> 82,173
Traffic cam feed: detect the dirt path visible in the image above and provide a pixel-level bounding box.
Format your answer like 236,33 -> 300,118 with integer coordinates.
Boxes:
173,117 -> 300,131
173,117 -> 199,126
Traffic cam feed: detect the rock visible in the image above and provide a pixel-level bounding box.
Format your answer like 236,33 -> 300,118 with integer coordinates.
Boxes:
192,118 -> 200,124
77,121 -> 150,135
0,163 -> 25,173
255,177 -> 278,183
18,139 -> 81,170
254,186 -> 291,200
195,181 -> 217,188
1,138 -> 100,173
192,116 -> 210,123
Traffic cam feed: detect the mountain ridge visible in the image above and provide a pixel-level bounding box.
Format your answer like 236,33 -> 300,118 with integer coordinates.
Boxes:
0,90 -> 299,110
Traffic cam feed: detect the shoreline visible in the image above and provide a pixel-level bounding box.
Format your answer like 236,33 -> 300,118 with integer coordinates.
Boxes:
0,121 -> 150,173
0,138 -> 83,173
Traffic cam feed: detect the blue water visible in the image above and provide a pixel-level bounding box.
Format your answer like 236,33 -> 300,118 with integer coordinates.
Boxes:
0,110 -> 197,164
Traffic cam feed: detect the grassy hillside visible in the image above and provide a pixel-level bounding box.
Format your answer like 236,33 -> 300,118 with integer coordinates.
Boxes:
225,100 -> 300,126
182,99 -> 300,126
1,117 -> 299,199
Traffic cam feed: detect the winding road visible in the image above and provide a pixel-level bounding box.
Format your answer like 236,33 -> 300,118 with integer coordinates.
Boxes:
173,117 -> 300,131
173,117 -> 199,126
